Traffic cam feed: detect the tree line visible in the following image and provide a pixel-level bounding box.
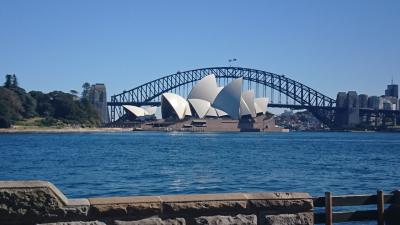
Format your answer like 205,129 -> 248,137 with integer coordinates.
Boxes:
0,75 -> 101,128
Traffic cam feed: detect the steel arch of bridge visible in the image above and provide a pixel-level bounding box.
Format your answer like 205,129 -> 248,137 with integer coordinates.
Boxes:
108,67 -> 336,124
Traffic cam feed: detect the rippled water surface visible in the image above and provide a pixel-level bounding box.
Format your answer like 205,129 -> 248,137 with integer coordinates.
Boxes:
0,131 -> 399,199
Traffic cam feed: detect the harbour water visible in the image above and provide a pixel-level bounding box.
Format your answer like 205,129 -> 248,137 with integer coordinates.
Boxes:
1,131 -> 399,200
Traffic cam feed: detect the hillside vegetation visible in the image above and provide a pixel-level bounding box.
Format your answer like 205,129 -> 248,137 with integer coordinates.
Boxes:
0,75 -> 101,128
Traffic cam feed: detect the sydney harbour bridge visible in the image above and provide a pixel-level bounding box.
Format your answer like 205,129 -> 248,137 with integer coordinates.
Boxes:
107,67 -> 400,129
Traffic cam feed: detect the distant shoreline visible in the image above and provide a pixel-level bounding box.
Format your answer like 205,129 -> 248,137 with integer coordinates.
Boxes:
0,127 -> 131,133
1,127 -> 399,133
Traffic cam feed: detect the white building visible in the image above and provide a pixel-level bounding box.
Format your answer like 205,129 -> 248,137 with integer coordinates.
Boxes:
124,74 -> 269,121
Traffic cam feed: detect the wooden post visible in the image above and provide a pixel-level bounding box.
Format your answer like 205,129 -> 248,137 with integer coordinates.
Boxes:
377,190 -> 385,225
325,192 -> 333,225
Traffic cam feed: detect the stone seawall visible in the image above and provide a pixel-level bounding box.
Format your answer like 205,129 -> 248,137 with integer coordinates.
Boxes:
0,181 -> 313,225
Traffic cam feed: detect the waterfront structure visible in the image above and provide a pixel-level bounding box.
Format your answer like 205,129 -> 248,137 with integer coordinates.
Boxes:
108,67 -> 336,127
161,93 -> 192,120
160,75 -> 269,121
89,83 -> 109,123
2,180 -> 400,224
0,180 -> 316,225
120,74 -> 276,131
107,67 -> 400,130
122,105 -> 157,120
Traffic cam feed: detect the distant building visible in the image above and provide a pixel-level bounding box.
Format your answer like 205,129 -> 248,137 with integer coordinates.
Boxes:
346,91 -> 359,126
385,83 -> 398,98
335,91 -> 360,128
89,84 -> 109,124
382,96 -> 398,110
383,80 -> 399,110
124,74 -> 269,121
334,81 -> 399,129
358,94 -> 368,108
336,92 -> 347,108
368,96 -> 383,110
382,100 -> 393,110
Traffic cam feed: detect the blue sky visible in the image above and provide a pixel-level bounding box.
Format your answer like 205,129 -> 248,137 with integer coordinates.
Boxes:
0,0 -> 399,100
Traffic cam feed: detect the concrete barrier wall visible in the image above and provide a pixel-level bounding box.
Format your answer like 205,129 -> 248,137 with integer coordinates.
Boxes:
0,181 -> 313,225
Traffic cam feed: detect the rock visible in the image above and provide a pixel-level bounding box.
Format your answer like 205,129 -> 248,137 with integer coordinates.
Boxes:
195,214 -> 256,225
0,188 -> 87,223
264,213 -> 313,225
160,193 -> 247,215
115,217 -> 186,225
248,199 -> 313,212
163,201 -> 247,214
89,204 -> 128,217
89,202 -> 161,218
37,221 -> 106,225
88,197 -> 161,218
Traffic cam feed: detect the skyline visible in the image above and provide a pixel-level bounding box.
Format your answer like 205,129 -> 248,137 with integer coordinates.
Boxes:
0,0 -> 399,100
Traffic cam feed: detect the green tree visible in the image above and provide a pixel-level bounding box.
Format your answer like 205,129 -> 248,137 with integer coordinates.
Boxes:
0,117 -> 11,128
2,74 -> 36,118
12,74 -> 18,87
81,82 -> 91,99
9,86 -> 37,118
4,74 -> 12,88
0,87 -> 23,122
70,90 -> 78,96
30,91 -> 54,117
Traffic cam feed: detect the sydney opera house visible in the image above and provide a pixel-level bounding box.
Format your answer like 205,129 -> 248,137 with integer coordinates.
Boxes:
122,75 -> 281,132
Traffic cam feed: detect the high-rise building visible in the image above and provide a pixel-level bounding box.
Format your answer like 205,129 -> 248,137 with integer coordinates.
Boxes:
358,94 -> 368,108
368,96 -> 383,110
334,91 -> 360,128
89,84 -> 109,124
385,82 -> 398,98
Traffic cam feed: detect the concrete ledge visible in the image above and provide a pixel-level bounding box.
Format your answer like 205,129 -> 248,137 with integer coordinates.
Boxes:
89,196 -> 162,205
88,192 -> 311,205
0,180 -> 314,225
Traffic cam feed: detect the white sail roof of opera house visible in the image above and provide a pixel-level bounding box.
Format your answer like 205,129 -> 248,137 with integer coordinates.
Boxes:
188,99 -> 211,119
254,97 -> 269,114
161,93 -> 192,120
184,101 -> 192,117
142,106 -> 157,115
206,107 -> 218,117
240,90 -> 256,117
187,74 -> 220,103
215,108 -> 228,117
122,105 -> 155,117
212,77 -> 243,120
